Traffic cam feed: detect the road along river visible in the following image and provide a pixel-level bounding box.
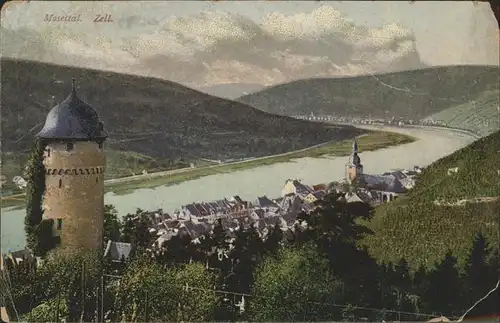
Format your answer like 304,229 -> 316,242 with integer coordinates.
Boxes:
0,125 -> 477,252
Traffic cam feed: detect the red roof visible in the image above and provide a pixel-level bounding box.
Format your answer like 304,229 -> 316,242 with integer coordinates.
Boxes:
312,184 -> 327,191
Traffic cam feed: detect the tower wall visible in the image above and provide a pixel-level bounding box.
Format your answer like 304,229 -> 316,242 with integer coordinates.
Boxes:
42,141 -> 106,251
345,164 -> 363,183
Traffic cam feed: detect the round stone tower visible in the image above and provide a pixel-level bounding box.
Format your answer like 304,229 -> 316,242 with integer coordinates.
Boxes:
36,78 -> 107,252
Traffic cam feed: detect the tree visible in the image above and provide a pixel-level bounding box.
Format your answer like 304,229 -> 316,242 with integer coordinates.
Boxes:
248,245 -> 341,321
224,226 -> 264,319
121,209 -> 154,249
203,218 -> 230,269
411,264 -> 429,314
3,258 -> 38,315
156,233 -> 198,266
377,263 -> 398,311
295,192 -> 377,309
264,224 -> 283,256
23,297 -> 68,323
174,262 -> 219,322
297,192 -> 373,250
392,258 -> 418,319
103,204 -> 121,244
36,249 -> 103,322
424,251 -> 464,317
24,139 -> 54,256
462,233 -> 498,317
115,256 -> 217,322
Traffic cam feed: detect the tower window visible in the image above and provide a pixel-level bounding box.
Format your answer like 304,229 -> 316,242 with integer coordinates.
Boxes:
57,219 -> 62,230
66,143 -> 74,151
46,148 -> 51,157
58,179 -> 62,188
96,177 -> 99,183
98,142 -> 103,149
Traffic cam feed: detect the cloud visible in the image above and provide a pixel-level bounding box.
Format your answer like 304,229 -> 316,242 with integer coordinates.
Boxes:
129,5 -> 425,86
1,5 -> 425,88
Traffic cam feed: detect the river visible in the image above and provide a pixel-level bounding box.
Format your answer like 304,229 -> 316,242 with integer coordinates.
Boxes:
0,125 -> 477,252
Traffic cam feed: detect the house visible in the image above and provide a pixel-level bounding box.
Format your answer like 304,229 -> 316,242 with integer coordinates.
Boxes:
157,231 -> 178,247
253,219 -> 268,238
1,249 -> 36,268
12,176 -> 27,189
176,225 -> 192,238
278,193 -> 305,216
104,241 -> 132,262
180,204 -> 201,219
345,190 -> 374,204
281,179 -> 314,198
399,176 -> 416,190
273,197 -> 284,206
362,174 -> 407,203
383,169 -> 419,189
447,167 -> 459,175
253,196 -> 280,212
221,217 -> 239,231
250,208 -> 266,220
183,221 -> 212,240
282,212 -> 298,228
226,196 -> 251,218
228,195 -> 244,204
303,190 -> 326,204
194,203 -> 210,217
312,183 -> 327,192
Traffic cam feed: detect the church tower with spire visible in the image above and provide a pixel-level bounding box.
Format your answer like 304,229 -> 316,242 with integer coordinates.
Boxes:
345,137 -> 363,185
36,78 -> 107,252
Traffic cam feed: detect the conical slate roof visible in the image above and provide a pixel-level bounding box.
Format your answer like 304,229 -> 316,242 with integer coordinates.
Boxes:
37,78 -> 107,141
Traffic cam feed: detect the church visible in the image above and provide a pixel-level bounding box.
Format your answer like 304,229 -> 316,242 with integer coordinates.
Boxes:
344,138 -> 408,204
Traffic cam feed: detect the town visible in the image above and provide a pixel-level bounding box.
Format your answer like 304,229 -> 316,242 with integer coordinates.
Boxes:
293,112 -> 448,127
2,136 -> 424,265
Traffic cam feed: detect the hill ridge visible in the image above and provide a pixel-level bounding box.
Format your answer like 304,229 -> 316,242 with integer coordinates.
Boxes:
1,58 -> 364,161
238,65 -> 500,120
241,64 -> 499,89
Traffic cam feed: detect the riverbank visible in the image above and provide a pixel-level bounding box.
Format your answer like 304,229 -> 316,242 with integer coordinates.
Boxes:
105,130 -> 414,195
1,130 -> 415,207
2,126 -> 475,252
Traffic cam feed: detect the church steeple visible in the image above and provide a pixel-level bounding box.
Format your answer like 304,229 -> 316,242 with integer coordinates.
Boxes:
345,137 -> 364,185
351,138 -> 361,167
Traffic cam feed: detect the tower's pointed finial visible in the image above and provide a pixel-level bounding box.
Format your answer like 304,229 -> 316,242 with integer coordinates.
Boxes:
71,77 -> 77,94
352,137 -> 358,154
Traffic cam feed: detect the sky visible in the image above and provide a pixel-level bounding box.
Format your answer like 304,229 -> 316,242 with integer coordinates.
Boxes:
1,1 -> 498,89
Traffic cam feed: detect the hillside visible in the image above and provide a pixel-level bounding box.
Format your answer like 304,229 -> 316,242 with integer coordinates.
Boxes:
199,83 -> 266,99
1,58 -> 365,161
422,90 -> 500,136
361,130 -> 500,270
237,66 -> 499,120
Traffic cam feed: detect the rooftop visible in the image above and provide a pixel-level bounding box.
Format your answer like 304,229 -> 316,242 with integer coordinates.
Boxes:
37,78 -> 107,141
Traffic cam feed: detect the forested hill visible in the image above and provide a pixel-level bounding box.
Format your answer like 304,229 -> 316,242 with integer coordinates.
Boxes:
362,130 -> 500,270
1,58 -> 364,161
237,65 -> 500,120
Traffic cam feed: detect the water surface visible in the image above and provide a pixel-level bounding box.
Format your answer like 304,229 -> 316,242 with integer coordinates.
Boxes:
0,126 -> 476,252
